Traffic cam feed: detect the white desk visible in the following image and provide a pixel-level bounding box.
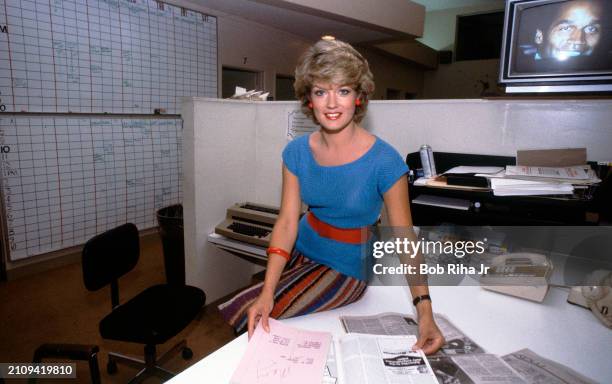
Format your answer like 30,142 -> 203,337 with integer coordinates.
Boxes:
169,285 -> 612,383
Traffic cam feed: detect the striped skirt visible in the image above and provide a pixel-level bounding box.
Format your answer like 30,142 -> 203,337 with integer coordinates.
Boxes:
218,250 -> 368,333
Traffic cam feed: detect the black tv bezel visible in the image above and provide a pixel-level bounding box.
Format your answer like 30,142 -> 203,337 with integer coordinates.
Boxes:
499,0 -> 612,93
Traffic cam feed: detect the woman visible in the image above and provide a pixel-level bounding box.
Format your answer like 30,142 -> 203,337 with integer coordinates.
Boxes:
219,39 -> 444,355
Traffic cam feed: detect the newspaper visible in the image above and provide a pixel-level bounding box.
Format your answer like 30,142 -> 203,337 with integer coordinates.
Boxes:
502,349 -> 598,384
338,314 -> 600,384
340,312 -> 485,356
322,342 -> 338,384
503,165 -> 600,184
429,354 -> 526,384
337,334 -> 438,384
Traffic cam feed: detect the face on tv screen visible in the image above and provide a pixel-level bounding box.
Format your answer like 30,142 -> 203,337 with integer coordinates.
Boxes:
510,0 -> 612,77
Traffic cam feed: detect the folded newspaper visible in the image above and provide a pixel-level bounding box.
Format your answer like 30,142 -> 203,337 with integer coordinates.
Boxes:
336,334 -> 438,384
502,349 -> 598,384
320,334 -> 436,384
339,312 -> 527,383
429,354 -> 526,384
340,312 -> 485,356
338,312 -> 600,384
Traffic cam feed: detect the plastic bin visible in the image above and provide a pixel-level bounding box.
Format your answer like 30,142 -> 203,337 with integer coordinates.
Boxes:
156,204 -> 185,286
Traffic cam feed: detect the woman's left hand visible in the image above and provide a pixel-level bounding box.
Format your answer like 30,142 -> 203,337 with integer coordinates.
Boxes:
413,315 -> 445,355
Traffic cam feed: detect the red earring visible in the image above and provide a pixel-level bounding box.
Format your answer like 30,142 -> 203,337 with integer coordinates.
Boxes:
355,98 -> 362,106
308,102 -> 313,109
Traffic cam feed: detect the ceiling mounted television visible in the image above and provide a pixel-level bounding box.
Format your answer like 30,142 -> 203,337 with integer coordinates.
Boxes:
499,0 -> 612,93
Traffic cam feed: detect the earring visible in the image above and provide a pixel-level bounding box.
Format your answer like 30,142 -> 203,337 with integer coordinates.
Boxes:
308,102 -> 313,109
355,98 -> 362,106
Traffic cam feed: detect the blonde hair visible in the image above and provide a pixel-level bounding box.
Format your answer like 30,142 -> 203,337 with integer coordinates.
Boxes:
294,39 -> 375,124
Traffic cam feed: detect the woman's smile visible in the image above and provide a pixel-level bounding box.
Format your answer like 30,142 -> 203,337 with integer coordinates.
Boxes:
324,112 -> 342,120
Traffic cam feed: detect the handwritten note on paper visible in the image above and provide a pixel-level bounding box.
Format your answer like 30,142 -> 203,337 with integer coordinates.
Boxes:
230,318 -> 332,384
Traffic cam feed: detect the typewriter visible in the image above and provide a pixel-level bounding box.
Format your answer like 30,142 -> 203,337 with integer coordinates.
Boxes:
215,202 -> 281,247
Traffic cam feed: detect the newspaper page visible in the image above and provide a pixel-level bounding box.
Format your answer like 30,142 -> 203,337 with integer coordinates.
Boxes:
502,349 -> 598,384
338,334 -> 438,384
340,312 -> 485,355
340,312 -> 419,336
429,354 -> 527,384
433,315 -> 486,355
322,342 -> 338,384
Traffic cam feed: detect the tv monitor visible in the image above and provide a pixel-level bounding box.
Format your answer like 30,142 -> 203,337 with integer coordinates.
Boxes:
499,0 -> 612,93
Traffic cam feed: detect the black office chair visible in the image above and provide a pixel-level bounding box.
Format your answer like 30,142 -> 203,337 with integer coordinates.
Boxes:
82,223 -> 205,383
30,343 -> 101,384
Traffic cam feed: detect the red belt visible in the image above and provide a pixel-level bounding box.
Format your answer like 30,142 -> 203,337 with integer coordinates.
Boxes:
307,212 -> 368,244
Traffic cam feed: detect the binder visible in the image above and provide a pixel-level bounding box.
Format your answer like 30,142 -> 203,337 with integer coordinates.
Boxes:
445,173 -> 489,188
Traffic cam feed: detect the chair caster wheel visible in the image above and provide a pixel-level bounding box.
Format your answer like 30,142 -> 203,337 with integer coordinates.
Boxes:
182,347 -> 193,360
107,359 -> 117,375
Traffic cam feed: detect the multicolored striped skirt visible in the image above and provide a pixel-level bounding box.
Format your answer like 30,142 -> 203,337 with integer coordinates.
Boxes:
218,250 -> 368,333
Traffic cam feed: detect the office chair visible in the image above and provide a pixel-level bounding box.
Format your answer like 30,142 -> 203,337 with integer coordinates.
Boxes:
82,223 -> 205,383
30,343 -> 101,384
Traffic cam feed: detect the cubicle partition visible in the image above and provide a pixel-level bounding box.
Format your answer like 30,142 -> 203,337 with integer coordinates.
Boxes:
182,98 -> 612,302
181,99 -> 297,302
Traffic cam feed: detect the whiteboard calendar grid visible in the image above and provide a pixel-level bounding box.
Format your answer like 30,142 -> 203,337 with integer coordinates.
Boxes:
0,0 -> 217,114
1,116 -> 183,261
0,0 -> 214,261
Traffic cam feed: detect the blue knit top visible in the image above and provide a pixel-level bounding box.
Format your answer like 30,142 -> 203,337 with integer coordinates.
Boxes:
282,133 -> 408,280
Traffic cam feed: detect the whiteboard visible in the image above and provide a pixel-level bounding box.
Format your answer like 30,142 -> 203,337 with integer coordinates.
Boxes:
0,0 -> 217,114
0,115 -> 183,260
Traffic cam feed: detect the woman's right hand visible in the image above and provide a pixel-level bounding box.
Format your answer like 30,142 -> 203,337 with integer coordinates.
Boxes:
247,293 -> 274,339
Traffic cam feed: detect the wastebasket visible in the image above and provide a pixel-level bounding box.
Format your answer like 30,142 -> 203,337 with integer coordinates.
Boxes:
156,204 -> 185,286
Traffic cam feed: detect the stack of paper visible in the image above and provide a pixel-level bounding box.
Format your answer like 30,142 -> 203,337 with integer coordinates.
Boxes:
230,319 -> 331,384
229,86 -> 270,101
445,166 -> 505,175
504,165 -> 600,184
489,178 -> 574,196
476,165 -> 601,196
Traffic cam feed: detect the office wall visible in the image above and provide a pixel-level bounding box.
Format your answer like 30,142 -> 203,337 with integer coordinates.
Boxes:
185,98 -> 612,302
364,99 -> 612,162
417,2 -> 505,51
172,0 -> 425,100
170,0 -> 311,98
423,59 -> 501,99
359,47 -> 425,99
278,0 -> 425,37
417,1 -> 506,99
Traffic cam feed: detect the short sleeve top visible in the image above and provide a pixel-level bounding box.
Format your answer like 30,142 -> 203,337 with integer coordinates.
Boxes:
282,133 -> 408,280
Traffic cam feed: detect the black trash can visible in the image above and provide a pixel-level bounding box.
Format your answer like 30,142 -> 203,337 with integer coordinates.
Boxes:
156,204 -> 185,286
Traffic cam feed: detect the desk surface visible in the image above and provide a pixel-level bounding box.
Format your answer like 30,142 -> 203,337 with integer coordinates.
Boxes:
169,285 -> 612,383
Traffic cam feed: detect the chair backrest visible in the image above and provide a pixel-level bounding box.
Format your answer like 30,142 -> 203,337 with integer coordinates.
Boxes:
82,223 -> 140,292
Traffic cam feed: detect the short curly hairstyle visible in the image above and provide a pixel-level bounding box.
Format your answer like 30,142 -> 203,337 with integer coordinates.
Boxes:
294,39 -> 375,124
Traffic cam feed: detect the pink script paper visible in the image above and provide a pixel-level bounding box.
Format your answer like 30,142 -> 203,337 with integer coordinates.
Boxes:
230,318 -> 332,384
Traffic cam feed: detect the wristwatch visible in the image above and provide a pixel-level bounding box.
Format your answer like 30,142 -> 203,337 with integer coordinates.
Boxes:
412,294 -> 431,306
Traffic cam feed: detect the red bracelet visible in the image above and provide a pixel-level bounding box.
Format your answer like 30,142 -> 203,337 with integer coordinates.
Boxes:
267,247 -> 291,262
